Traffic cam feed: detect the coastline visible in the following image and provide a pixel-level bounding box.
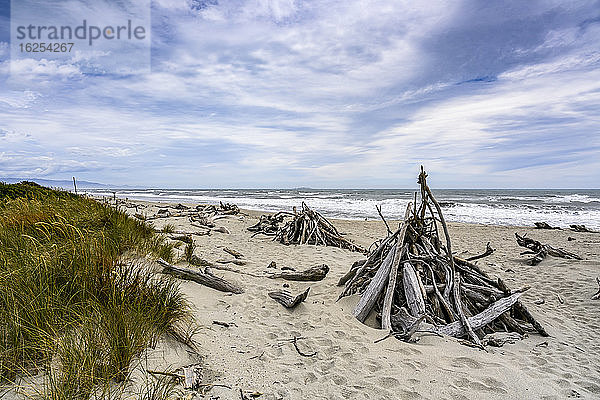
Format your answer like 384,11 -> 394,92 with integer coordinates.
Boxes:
86,188 -> 600,230
119,198 -> 600,399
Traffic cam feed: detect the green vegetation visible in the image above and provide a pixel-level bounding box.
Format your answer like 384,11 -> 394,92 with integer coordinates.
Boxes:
161,224 -> 176,234
0,182 -> 192,399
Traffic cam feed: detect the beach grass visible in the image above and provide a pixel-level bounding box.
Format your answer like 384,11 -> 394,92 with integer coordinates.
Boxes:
0,182 -> 192,398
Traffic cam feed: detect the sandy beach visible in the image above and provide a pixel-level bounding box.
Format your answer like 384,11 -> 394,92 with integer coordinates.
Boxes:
121,200 -> 600,400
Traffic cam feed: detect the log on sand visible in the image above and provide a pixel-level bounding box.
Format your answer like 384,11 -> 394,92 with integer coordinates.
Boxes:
269,264 -> 329,282
269,287 -> 311,308
157,258 -> 243,294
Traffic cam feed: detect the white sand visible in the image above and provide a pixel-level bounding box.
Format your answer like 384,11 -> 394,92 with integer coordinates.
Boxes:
133,202 -> 600,400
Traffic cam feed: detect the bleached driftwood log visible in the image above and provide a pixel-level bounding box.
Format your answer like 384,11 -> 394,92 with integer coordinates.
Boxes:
515,233 -> 581,265
534,222 -> 561,230
268,287 -> 310,308
570,224 -> 597,233
157,259 -> 243,294
269,264 -> 329,281
466,242 -> 496,261
403,262 -> 426,317
435,292 -> 523,337
353,247 -> 396,322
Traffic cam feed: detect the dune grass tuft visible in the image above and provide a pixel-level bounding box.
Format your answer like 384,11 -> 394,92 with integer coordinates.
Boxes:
0,182 -> 192,398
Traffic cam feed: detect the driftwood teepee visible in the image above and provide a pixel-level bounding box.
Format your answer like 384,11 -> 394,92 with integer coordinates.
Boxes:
339,167 -> 548,344
249,203 -> 365,252
276,203 -> 364,252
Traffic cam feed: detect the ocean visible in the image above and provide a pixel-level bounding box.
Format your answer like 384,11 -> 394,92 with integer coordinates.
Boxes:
85,188 -> 600,229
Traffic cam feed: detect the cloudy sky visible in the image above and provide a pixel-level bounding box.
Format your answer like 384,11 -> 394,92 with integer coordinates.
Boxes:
0,0 -> 599,188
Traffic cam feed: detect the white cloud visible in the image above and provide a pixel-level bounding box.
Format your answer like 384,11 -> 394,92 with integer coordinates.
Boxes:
0,91 -> 41,109
8,58 -> 82,76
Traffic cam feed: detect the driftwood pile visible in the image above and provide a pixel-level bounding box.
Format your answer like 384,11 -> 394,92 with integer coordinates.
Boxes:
534,222 -> 561,230
515,233 -> 581,265
273,203 -> 364,252
339,167 -> 548,345
534,222 -> 598,233
247,212 -> 290,236
570,224 -> 597,233
198,202 -> 240,216
248,203 -> 364,252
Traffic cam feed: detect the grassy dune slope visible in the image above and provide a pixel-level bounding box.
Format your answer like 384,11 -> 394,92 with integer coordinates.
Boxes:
0,182 -> 191,399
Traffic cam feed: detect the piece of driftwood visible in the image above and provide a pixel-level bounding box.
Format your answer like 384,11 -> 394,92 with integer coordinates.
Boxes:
592,277 -> 600,300
403,262 -> 426,317
212,320 -> 233,328
467,242 -> 496,261
384,307 -> 426,343
169,234 -> 193,244
157,258 -> 243,294
341,167 -> 547,345
218,201 -> 240,215
353,248 -> 396,322
376,204 -> 393,236
534,222 -> 561,230
195,202 -> 239,216
270,264 -> 329,281
482,332 -> 524,347
274,203 -> 365,252
435,292 -> 523,337
268,287 -> 310,308
190,221 -> 230,234
190,214 -> 215,228
182,364 -> 203,390
188,255 -> 213,267
247,213 -> 291,236
189,255 -> 261,278
381,204 -> 412,330
389,307 -> 426,342
337,259 -> 365,286
224,247 -> 244,259
145,211 -> 197,221
515,233 -> 581,265
496,277 -> 549,337
165,229 -> 210,237
570,224 -> 597,233
216,259 -> 247,266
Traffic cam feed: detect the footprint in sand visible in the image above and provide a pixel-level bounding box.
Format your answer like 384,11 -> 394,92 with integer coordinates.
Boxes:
330,373 -> 348,385
314,337 -> 333,347
332,330 -> 347,339
366,359 -> 383,372
303,372 -> 318,384
452,377 -> 508,394
451,356 -> 482,369
378,376 -> 400,387
575,380 -> 600,394
397,389 -> 422,399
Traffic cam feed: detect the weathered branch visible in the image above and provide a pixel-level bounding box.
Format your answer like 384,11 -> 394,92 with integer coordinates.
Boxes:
269,264 -> 329,281
268,287 -> 310,308
157,258 -> 243,294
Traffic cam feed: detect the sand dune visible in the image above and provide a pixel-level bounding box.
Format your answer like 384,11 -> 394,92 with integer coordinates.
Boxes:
134,203 -> 600,399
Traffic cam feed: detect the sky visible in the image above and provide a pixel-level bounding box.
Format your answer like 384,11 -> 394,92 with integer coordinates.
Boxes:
0,0 -> 599,188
